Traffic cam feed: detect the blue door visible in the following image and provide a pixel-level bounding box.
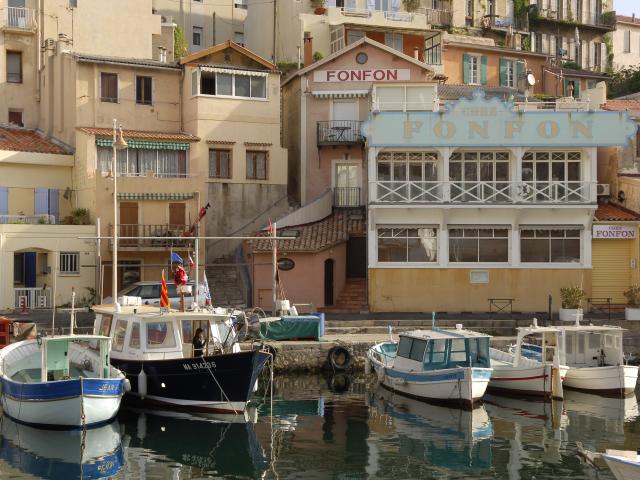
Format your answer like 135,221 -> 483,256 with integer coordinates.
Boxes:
24,252 -> 36,288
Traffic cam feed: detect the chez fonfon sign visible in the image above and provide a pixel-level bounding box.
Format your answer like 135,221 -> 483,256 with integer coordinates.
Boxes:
593,225 -> 637,239
363,90 -> 638,148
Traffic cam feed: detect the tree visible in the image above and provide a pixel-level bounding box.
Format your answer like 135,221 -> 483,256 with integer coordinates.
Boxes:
608,66 -> 640,98
402,0 -> 420,12
174,26 -> 188,59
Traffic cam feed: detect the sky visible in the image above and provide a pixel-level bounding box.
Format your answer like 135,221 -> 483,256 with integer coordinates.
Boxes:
616,0 -> 638,16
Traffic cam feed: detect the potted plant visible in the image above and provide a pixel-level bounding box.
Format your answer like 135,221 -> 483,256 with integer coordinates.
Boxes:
624,285 -> 640,320
402,0 -> 420,12
311,0 -> 326,15
559,286 -> 585,322
71,207 -> 90,225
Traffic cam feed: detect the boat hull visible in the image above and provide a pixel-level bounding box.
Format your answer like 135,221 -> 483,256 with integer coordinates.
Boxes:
563,365 -> 638,395
112,349 -> 270,413
489,364 -> 569,397
0,377 -> 124,428
603,454 -> 640,480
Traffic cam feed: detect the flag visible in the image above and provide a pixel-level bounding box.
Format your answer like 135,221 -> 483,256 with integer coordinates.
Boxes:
160,270 -> 169,308
188,253 -> 195,268
202,272 -> 212,306
170,252 -> 183,264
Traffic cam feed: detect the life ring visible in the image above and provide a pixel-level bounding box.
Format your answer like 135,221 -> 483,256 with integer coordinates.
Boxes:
328,346 -> 352,371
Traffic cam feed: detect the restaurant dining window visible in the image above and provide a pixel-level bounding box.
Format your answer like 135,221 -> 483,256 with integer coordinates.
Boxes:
449,228 -> 509,263
377,151 -> 438,202
246,151 -> 267,180
521,151 -> 582,202
377,227 -> 438,263
100,72 -> 118,103
97,146 -> 187,178
209,149 -> 231,178
520,228 -> 581,263
449,151 -> 510,202
197,69 -> 267,99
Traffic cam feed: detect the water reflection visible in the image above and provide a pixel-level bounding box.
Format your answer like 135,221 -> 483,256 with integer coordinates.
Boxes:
0,417 -> 123,479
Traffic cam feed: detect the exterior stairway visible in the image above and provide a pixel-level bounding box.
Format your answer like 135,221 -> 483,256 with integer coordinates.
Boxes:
321,278 -> 368,314
205,255 -> 247,308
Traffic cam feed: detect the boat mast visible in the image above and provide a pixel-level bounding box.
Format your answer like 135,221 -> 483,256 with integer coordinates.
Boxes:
272,221 -> 277,315
70,287 -> 75,335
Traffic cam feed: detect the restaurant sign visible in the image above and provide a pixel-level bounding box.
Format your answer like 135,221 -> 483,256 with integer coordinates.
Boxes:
314,69 -> 410,83
363,90 -> 637,148
593,225 -> 637,239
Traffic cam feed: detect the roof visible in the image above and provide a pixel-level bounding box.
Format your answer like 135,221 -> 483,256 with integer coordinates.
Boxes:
248,209 -> 366,253
594,203 -> 640,222
601,99 -> 640,113
444,40 -> 549,58
283,37 -> 435,87
180,41 -> 276,71
549,66 -> 608,79
0,127 -> 71,154
439,84 -> 527,101
76,127 -> 200,142
617,15 -> 640,25
74,53 -> 181,71
401,328 -> 491,340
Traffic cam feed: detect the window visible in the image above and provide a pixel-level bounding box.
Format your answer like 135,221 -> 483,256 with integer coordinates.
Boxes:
234,0 -> 248,8
246,151 -> 267,180
624,30 -> 631,53
193,26 -> 203,46
234,31 -> 245,46
60,252 -> 80,274
463,54 -> 484,85
346,30 -> 365,45
449,151 -> 510,202
521,228 -> 581,263
397,336 -> 413,358
377,151 -> 438,201
499,58 -> 520,88
129,323 -> 140,349
100,73 -> 118,102
409,338 -> 427,362
136,76 -> 153,105
198,70 -> 267,99
534,32 -> 543,53
34,188 -> 59,220
112,319 -> 128,352
521,151 -> 582,202
449,228 -> 509,263
146,322 -> 177,349
97,147 -> 187,178
8,110 -> 23,127
98,314 -> 113,337
593,42 -> 601,69
384,32 -> 403,52
209,149 -> 231,178
636,130 -> 640,158
7,51 -> 22,83
377,228 -> 438,262
69,0 -> 77,7
330,27 -> 344,54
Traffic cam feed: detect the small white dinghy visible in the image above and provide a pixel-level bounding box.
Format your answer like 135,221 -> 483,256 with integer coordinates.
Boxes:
490,320 -> 568,398
0,334 -> 128,429
368,325 -> 492,407
578,443 -> 640,480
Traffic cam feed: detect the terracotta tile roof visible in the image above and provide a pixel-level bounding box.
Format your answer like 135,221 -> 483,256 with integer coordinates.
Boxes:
0,127 -> 70,154
248,210 -> 366,253
77,127 -> 200,142
439,84 -> 527,101
75,54 -> 181,70
617,15 -> 640,25
594,203 -> 640,222
601,100 -> 640,113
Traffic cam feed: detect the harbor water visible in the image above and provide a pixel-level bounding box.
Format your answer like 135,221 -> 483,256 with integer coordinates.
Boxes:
0,373 -> 638,479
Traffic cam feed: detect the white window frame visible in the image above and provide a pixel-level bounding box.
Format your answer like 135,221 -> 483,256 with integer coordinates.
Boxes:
59,252 -> 80,275
624,30 -> 631,53
504,59 -> 515,88
469,55 -> 480,85
520,227 -> 582,265
193,26 -> 203,47
376,226 -> 439,265
198,70 -> 268,101
448,227 -> 510,264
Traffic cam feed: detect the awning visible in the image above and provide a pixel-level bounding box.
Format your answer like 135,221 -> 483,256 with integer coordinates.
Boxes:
199,66 -> 269,77
96,139 -> 190,150
117,193 -> 195,201
312,90 -> 369,99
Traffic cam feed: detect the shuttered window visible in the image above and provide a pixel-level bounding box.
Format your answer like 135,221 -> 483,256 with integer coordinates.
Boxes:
100,73 -> 118,102
499,59 -> 523,88
0,187 -> 8,216
463,54 -> 486,85
34,188 -> 59,220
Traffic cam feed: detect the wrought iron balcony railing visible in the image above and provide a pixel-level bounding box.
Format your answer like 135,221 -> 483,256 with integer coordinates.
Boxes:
334,187 -> 361,207
317,120 -> 364,146
4,7 -> 37,31
110,224 -> 192,249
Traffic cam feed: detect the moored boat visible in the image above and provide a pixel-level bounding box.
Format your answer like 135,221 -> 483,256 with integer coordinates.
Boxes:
578,443 -> 640,480
368,326 -> 492,407
0,334 -> 127,428
490,321 -> 568,399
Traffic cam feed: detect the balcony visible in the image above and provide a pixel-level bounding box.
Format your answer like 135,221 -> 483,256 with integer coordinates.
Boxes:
371,181 -> 594,204
418,7 -> 452,26
0,214 -> 56,225
110,224 -> 192,250
317,120 -> 363,146
327,7 -> 430,30
530,6 -> 616,31
334,187 -> 361,207
2,7 -> 37,32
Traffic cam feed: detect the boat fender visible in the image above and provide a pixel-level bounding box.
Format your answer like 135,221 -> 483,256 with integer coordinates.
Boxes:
138,368 -> 147,399
328,346 -> 352,371
123,378 -> 132,393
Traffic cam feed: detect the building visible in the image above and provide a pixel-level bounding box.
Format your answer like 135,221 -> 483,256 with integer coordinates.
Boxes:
364,87 -> 635,313
612,14 -> 640,70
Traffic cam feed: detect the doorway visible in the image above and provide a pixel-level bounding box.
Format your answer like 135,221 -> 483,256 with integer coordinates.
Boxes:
119,202 -> 138,246
324,259 -> 334,306
334,164 -> 360,207
347,237 -> 366,278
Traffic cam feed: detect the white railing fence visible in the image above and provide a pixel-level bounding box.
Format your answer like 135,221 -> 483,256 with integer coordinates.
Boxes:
5,7 -> 36,29
14,288 -> 52,309
0,214 -> 56,225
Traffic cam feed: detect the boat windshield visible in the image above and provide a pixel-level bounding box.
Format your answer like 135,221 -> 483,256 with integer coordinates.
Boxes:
44,338 -> 109,381
397,336 -> 490,370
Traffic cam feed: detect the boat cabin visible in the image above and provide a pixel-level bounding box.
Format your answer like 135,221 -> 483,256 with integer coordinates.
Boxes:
560,326 -> 626,367
394,329 -> 491,371
92,305 -> 238,360
513,326 -> 564,366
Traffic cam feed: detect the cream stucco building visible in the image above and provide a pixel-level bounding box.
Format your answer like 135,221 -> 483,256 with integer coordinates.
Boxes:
613,14 -> 640,70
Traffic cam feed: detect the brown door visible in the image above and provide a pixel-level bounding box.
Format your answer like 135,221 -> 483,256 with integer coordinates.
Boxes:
119,202 -> 138,246
169,203 -> 186,226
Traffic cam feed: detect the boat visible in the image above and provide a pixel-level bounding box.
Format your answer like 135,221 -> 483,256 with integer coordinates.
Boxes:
0,334 -> 128,428
489,320 -> 568,398
564,389 -> 639,439
367,326 -> 492,407
578,443 -> 640,480
0,415 -> 123,479
92,303 -> 271,414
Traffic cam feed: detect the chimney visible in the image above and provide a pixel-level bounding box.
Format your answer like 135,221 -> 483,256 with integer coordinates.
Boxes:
413,47 -> 419,60
304,32 -> 313,67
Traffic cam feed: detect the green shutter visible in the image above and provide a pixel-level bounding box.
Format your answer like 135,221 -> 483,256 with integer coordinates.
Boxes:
574,79 -> 580,98
499,58 -> 507,86
564,78 -> 580,98
516,61 -> 525,86
480,56 -> 488,85
463,54 -> 470,84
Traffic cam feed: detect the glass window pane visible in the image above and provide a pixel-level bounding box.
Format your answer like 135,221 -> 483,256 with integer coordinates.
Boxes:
552,162 -> 565,181
495,162 -> 509,181
235,74 -> 250,97
551,239 -> 580,262
378,237 -> 406,262
449,162 -> 462,181
449,238 -> 477,262
520,229 -> 534,238
409,338 -> 427,361
409,163 -> 422,181
181,320 -> 193,344
250,76 -> 266,98
216,73 -> 232,95
378,162 -> 391,181
112,319 -> 128,352
521,239 -> 550,262
393,163 -> 406,180
129,323 -> 140,349
479,238 -> 508,262
146,322 -> 177,349
480,162 -> 493,181
424,163 -> 437,181
522,162 -> 533,181
397,337 -> 412,358
464,162 -> 477,181
568,162 -> 580,181
536,162 -> 549,181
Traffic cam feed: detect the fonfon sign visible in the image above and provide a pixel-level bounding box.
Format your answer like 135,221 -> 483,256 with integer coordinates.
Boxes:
593,225 -> 638,239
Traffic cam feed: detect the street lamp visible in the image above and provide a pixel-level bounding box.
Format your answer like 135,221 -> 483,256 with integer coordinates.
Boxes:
109,118 -> 128,309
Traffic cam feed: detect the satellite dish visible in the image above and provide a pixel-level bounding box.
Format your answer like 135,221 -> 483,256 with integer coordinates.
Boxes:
526,73 -> 536,86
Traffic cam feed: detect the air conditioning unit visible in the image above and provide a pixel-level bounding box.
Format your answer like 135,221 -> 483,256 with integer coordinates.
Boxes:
597,183 -> 610,196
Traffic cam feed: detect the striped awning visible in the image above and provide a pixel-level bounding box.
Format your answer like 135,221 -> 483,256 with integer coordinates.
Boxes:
117,192 -> 195,201
200,66 -> 269,77
311,90 -> 369,99
96,139 -> 191,150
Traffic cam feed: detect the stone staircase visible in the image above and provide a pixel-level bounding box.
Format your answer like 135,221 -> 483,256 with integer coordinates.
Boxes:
321,278 -> 368,314
205,255 -> 246,308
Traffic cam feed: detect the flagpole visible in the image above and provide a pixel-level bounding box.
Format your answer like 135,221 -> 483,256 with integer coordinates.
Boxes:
195,193 -> 200,308
272,221 -> 277,316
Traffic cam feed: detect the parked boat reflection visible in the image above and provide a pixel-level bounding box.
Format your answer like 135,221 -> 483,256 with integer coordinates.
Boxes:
0,416 -> 122,479
367,386 -> 492,472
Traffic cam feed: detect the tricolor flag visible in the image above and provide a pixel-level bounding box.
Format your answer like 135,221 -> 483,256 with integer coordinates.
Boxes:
160,270 -> 169,308
202,272 -> 212,306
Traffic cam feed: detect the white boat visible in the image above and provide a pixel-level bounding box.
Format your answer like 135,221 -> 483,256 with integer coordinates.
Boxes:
367,326 -> 492,407
578,444 -> 640,480
554,317 -> 638,396
92,304 -> 271,414
0,334 -> 128,428
490,321 -> 568,398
